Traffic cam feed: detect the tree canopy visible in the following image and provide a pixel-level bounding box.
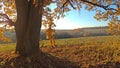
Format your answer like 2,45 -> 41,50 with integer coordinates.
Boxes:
0,0 -> 120,25
0,0 -> 120,41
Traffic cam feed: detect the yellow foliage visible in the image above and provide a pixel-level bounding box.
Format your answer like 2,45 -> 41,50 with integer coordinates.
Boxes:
118,23 -> 120,31
108,22 -> 120,35
1,0 -> 120,42
46,27 -> 56,46
107,0 -> 113,5
42,9 -> 56,46
115,8 -> 120,16
46,28 -> 55,39
0,28 -> 11,42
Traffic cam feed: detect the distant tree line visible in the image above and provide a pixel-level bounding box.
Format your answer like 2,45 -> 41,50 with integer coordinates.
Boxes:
0,26 -> 111,43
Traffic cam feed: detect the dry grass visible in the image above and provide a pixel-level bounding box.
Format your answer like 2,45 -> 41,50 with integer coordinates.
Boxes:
0,35 -> 120,68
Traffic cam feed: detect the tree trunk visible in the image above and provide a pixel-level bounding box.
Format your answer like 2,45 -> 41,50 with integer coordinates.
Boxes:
15,0 -> 43,56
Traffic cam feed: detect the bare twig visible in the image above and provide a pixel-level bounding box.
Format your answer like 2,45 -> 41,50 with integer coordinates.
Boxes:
68,0 -> 76,9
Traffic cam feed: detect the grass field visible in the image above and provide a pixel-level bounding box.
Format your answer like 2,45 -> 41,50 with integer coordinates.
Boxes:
0,35 -> 120,67
0,43 -> 15,52
0,35 -> 119,52
0,35 -> 120,52
41,35 -> 120,46
41,35 -> 120,67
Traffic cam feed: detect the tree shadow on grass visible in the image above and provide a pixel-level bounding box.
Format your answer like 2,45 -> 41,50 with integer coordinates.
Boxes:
0,51 -> 78,68
1,52 -> 120,68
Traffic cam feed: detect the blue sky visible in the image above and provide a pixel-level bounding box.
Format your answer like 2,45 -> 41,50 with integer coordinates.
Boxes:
0,2 -> 109,29
42,4 -> 109,29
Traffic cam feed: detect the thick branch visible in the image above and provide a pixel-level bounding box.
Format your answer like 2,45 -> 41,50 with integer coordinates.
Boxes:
62,0 -> 117,11
0,14 -> 15,26
80,0 -> 117,11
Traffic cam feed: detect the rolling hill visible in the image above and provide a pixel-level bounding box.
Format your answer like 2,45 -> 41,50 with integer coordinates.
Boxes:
0,26 -> 110,43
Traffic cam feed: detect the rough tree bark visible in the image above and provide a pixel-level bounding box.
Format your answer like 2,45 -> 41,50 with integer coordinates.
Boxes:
15,0 -> 43,56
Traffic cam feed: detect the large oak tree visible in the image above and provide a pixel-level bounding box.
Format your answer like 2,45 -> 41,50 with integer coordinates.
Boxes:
0,0 -> 120,56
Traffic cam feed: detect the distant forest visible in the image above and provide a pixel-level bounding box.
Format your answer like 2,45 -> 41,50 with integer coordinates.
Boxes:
0,26 -> 111,43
